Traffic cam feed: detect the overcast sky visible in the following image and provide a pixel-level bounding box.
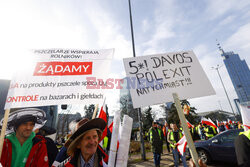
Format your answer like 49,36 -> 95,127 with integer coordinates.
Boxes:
0,0 -> 249,117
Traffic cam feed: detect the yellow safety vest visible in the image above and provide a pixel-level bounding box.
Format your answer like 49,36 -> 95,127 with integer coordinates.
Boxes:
169,131 -> 183,148
149,128 -> 162,141
103,136 -> 108,149
239,130 -> 250,140
204,127 -> 215,138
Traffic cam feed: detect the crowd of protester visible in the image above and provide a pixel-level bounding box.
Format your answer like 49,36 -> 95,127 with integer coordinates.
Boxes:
0,108 -> 249,167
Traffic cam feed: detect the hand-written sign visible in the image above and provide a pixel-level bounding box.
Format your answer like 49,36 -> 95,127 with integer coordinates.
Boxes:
123,51 -> 215,108
5,48 -> 114,109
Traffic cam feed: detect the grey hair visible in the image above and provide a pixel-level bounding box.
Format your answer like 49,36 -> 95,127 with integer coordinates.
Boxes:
69,120 -> 77,134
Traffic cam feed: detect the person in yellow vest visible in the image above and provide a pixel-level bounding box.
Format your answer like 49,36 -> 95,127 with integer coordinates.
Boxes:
204,125 -> 217,140
102,136 -> 109,152
191,124 -> 200,141
157,122 -> 164,154
167,123 -> 187,167
238,121 -> 244,129
163,121 -> 171,153
148,121 -> 163,167
234,129 -> 250,167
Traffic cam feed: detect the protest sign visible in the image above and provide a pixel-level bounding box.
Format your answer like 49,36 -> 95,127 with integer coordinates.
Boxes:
5,48 -> 114,109
239,103 -> 250,131
123,51 -> 215,108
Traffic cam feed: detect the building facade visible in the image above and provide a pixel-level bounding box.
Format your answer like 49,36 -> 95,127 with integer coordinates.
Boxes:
221,50 -> 250,103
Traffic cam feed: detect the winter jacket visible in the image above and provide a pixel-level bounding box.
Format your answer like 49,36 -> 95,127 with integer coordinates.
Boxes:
0,134 -> 49,167
61,145 -> 108,167
148,127 -> 164,154
234,130 -> 250,167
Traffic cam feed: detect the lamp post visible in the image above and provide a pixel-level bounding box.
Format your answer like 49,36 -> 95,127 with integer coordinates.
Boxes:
212,65 -> 236,118
128,0 -> 146,160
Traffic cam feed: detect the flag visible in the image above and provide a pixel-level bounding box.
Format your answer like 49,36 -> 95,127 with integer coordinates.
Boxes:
102,160 -> 108,167
208,118 -> 219,133
243,124 -> 250,130
216,120 -> 220,133
216,120 -> 220,126
239,104 -> 250,131
177,135 -> 187,156
98,102 -> 107,141
186,119 -> 194,128
108,121 -> 113,133
227,119 -> 232,124
201,117 -> 217,129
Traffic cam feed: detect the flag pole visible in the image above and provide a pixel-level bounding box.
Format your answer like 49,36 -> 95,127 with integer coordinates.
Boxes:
172,93 -> 199,167
92,104 -> 99,119
128,0 -> 146,160
102,97 -> 106,108
0,109 -> 10,158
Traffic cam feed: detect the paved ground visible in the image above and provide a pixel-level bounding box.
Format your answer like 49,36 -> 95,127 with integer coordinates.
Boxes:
127,151 -> 236,167
128,150 -> 176,167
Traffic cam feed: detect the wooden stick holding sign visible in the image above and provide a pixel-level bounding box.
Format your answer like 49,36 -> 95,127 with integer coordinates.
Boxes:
173,93 -> 199,167
92,104 -> 99,119
0,109 -> 10,158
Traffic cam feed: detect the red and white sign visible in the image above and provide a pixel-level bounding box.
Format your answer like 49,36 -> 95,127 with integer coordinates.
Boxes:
5,48 -> 114,109
33,62 -> 93,76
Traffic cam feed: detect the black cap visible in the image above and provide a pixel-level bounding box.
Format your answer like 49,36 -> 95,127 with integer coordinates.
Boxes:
13,115 -> 37,130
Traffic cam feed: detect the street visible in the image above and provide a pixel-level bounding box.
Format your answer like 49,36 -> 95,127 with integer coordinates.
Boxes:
128,152 -> 238,167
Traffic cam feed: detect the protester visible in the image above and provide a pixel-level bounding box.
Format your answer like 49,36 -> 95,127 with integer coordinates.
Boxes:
58,118 -> 108,167
148,121 -> 163,167
163,121 -> 171,153
218,123 -> 226,132
0,108 -> 49,167
53,118 -> 83,166
203,124 -> 217,140
167,123 -> 188,167
198,123 -> 206,140
157,122 -> 164,154
35,125 -> 59,167
234,129 -> 250,167
102,128 -> 111,154
191,124 -> 200,141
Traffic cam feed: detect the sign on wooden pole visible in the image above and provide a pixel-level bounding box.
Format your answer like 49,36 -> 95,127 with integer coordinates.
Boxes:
0,48 -> 114,158
92,104 -> 99,119
5,48 -> 114,109
123,51 -> 215,108
123,50 -> 216,166
173,93 -> 199,166
0,109 -> 10,158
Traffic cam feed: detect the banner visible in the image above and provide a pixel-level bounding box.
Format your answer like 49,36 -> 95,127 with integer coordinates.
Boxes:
5,49 -> 114,109
123,51 -> 215,108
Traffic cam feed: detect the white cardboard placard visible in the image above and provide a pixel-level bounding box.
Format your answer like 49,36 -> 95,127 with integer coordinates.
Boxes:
123,51 -> 215,108
5,48 -> 114,109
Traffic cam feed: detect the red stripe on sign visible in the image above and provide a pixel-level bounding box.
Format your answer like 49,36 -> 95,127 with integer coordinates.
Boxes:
33,62 -> 93,76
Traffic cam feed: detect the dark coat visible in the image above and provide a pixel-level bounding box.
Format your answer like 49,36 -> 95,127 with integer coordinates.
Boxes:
234,134 -> 250,167
148,127 -> 164,154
